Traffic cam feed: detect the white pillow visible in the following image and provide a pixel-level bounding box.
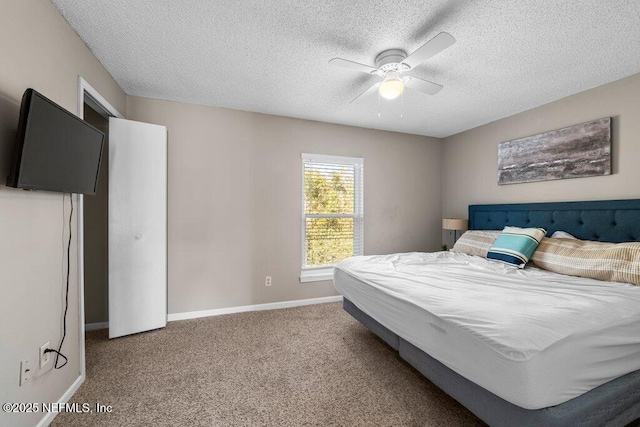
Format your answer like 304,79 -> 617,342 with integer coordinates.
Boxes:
551,231 -> 577,239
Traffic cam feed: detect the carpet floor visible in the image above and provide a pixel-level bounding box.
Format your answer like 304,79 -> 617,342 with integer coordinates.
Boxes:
53,302 -> 485,426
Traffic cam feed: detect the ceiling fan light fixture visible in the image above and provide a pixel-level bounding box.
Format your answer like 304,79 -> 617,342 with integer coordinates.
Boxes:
378,72 -> 404,100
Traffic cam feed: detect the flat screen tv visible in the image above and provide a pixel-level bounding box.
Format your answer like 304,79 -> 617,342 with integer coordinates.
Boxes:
6,88 -> 105,195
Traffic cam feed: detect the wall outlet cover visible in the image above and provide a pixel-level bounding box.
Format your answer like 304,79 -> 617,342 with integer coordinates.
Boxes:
40,342 -> 51,369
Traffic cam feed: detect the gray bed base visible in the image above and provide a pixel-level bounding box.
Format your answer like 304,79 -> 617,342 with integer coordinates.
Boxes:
344,298 -> 640,427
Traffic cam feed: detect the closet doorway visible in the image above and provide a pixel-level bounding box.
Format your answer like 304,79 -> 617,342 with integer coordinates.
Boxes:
78,78 -> 167,381
82,102 -> 110,331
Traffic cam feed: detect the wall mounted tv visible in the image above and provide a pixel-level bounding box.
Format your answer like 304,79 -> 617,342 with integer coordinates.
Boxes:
6,88 -> 105,195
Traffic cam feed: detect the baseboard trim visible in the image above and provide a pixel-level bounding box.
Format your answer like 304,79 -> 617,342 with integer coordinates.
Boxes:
168,295 -> 343,322
85,296 -> 344,327
85,322 -> 109,331
36,374 -> 84,427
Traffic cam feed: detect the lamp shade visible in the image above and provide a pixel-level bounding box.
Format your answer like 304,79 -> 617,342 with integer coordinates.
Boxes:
442,218 -> 468,231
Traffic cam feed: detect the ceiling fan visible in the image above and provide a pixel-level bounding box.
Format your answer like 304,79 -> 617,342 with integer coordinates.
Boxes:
329,32 -> 456,104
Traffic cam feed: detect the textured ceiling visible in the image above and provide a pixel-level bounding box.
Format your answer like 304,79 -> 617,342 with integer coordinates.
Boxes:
51,0 -> 640,138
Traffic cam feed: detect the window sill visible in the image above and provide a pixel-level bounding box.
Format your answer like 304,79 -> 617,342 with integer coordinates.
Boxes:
300,267 -> 334,283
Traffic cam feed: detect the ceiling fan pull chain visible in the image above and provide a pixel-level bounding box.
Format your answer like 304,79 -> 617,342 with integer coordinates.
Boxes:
400,91 -> 404,119
377,91 -> 381,118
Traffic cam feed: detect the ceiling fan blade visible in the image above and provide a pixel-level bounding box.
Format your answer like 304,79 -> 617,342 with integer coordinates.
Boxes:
402,32 -> 456,69
329,58 -> 379,75
350,82 -> 381,104
404,76 -> 443,95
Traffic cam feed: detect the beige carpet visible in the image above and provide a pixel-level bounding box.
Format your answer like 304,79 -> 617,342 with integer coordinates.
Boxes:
53,302 -> 485,426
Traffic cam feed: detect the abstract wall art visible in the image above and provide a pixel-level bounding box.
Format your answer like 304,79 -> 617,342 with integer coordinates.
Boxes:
497,117 -> 611,185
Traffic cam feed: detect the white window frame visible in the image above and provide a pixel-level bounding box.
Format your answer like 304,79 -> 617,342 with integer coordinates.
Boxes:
300,153 -> 364,283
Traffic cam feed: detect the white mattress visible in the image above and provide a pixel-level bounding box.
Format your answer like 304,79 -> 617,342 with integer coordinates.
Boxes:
334,251 -> 640,410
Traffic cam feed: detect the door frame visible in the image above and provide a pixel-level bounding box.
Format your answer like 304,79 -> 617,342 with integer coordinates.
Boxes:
76,76 -> 124,380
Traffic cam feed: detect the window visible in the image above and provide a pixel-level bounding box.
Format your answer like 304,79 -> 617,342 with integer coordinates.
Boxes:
300,153 -> 363,282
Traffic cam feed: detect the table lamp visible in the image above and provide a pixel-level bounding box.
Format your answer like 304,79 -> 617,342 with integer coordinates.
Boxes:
442,218 -> 469,248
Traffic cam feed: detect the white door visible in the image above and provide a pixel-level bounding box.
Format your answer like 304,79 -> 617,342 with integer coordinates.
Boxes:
108,118 -> 167,338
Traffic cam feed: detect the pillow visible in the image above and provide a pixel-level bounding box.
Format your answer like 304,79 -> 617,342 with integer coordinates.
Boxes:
452,230 -> 501,258
551,231 -> 577,239
532,238 -> 640,286
486,227 -> 546,268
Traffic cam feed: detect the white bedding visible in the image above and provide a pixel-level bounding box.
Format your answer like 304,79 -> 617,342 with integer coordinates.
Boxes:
334,251 -> 640,410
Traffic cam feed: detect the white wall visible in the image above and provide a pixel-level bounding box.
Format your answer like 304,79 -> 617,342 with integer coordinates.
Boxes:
0,1 -> 126,426
126,97 -> 443,315
442,72 -> 640,218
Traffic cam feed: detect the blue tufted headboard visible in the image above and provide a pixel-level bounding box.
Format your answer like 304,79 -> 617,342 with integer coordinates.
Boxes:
468,199 -> 640,243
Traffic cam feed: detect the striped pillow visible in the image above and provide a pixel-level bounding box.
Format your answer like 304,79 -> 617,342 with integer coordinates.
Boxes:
532,238 -> 640,286
487,227 -> 546,268
452,230 -> 501,258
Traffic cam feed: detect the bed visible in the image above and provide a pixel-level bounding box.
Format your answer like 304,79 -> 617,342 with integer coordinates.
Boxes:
333,199 -> 640,427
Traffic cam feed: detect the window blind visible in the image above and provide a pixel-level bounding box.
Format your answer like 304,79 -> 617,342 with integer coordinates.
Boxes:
301,154 -> 363,270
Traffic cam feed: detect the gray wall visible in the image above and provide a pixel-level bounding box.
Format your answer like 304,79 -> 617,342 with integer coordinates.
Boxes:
126,97 -> 443,314
0,1 -> 125,426
442,72 -> 640,218
83,106 -> 109,324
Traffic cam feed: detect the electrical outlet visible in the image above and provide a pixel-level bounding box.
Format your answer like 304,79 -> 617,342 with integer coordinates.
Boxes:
20,358 -> 32,386
40,342 -> 51,369
265,276 -> 272,287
